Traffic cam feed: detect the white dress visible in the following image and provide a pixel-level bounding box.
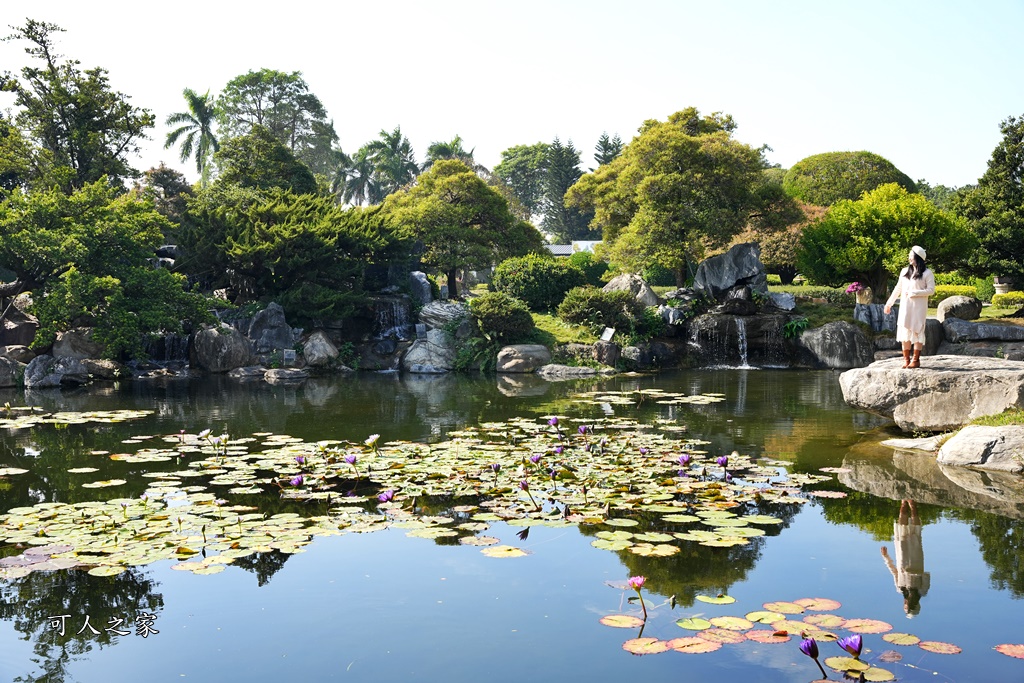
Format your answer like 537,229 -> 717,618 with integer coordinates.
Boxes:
885,267 -> 935,345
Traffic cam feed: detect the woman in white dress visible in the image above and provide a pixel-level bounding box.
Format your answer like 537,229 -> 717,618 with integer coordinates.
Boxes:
884,245 -> 935,368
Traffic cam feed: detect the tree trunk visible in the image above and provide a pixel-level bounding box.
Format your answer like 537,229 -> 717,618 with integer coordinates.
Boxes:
674,267 -> 685,288
446,268 -> 459,299
0,280 -> 26,300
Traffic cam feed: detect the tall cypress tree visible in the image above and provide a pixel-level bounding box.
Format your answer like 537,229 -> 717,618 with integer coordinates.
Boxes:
594,132 -> 623,167
542,138 -> 595,242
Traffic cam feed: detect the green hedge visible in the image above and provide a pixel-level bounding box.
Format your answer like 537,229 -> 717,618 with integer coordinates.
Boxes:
492,254 -> 587,311
929,285 -> 976,307
468,292 -> 535,344
991,292 -> 1024,308
770,285 -> 854,306
557,287 -> 644,332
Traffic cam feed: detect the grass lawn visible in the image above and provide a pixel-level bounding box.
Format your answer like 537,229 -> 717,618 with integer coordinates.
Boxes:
529,312 -> 599,346
971,408 -> 1024,427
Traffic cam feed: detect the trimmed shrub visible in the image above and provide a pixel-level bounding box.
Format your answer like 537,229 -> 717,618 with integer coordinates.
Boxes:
929,285 -> 976,307
492,254 -> 587,311
975,276 -> 995,303
641,262 -> 676,287
991,291 -> 1024,308
557,287 -> 644,332
769,285 -> 854,306
567,251 -> 609,287
468,291 -> 535,344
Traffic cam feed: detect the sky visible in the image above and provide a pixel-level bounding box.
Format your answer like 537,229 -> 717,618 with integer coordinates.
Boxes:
2,0 -> 1022,189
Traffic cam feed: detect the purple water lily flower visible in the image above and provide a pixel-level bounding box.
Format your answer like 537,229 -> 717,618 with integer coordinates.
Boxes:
519,479 -> 530,491
290,474 -> 304,487
679,454 -> 692,466
530,453 -> 542,464
295,455 -> 306,466
491,463 -> 501,472
837,634 -> 862,658
639,447 -> 649,455
716,455 -> 729,468
554,446 -> 565,456
344,454 -> 358,465
578,425 -> 589,435
799,637 -> 818,659
377,489 -> 395,503
548,417 -> 559,427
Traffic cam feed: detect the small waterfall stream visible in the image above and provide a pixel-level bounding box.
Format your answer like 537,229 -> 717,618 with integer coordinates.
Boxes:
735,317 -> 750,369
373,297 -> 412,340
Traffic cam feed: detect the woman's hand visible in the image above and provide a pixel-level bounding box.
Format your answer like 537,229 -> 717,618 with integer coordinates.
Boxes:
884,304 -> 892,314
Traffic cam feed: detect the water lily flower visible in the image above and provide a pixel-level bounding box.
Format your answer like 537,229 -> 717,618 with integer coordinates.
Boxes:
639,447 -> 649,455
554,446 -> 564,456
548,417 -> 559,427
519,479 -> 540,509
716,455 -> 729,468
365,434 -> 380,451
491,463 -> 501,472
679,454 -> 692,467
837,634 -> 863,658
290,474 -> 304,487
344,454 -> 358,465
578,425 -> 589,435
799,637 -> 828,678
295,456 -> 306,466
529,453 -> 542,464
627,576 -> 648,620
197,429 -> 212,440
377,489 -> 395,503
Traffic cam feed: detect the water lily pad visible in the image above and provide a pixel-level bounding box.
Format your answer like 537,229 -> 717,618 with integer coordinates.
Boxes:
883,632 -> 921,646
81,479 -> 127,488
918,641 -> 961,654
861,667 -> 896,681
824,656 -> 869,672
67,467 -> 99,474
772,619 -> 811,634
763,601 -> 804,614
623,638 -> 670,655
806,490 -> 847,498
627,543 -> 679,557
803,614 -> 845,628
698,627 -> 746,644
995,643 -> 1024,659
591,539 -> 633,551
745,611 -> 785,624
709,616 -> 752,631
480,545 -> 530,558
844,618 -> 892,634
661,514 -> 700,523
604,518 -> 640,527
87,565 -> 126,577
745,629 -> 791,644
794,597 -> 841,611
668,636 -> 722,653
675,617 -> 712,631
0,467 -> 30,476
459,535 -> 499,546
696,594 -> 735,605
600,614 -> 645,628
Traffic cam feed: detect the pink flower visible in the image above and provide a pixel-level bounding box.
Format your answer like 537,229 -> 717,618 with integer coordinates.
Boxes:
627,575 -> 646,591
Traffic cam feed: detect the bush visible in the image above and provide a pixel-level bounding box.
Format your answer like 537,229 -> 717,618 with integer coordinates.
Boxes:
567,251 -> 609,287
557,287 -> 644,332
934,270 -> 973,286
991,291 -> 1024,308
975,276 -> 995,303
769,285 -> 854,306
929,285 -> 976,307
492,254 -> 587,311
468,291 -> 535,344
641,262 -> 676,287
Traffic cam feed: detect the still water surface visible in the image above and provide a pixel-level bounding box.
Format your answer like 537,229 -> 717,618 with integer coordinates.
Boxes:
0,371 -> 1021,682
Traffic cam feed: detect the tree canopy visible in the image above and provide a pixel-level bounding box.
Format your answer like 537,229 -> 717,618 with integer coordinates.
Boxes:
782,151 -> 915,206
214,125 -> 317,195
493,142 -> 548,217
381,160 -> 544,297
566,107 -> 765,284
542,138 -> 594,242
164,88 -> 219,186
797,183 -> 974,301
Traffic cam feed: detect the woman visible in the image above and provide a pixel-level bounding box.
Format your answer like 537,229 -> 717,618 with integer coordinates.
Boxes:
884,245 -> 935,368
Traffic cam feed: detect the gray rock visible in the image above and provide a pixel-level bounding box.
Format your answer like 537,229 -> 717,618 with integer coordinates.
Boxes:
536,364 -> 600,379
603,274 -> 661,307
937,425 -> 1024,473
1,345 -> 35,364
937,296 -> 983,323
768,292 -> 796,311
880,434 -> 948,452
0,307 -> 38,347
853,303 -> 897,332
265,368 -> 309,384
409,271 -> 433,306
799,321 -> 874,369
52,328 -> 105,360
227,366 -> 267,380
24,354 -> 90,388
303,331 -> 339,367
418,301 -> 471,338
191,324 -> 254,373
247,303 -> 296,353
401,329 -> 457,374
925,318 -> 944,356
839,355 -> 1024,432
0,357 -> 25,387
593,340 -> 621,366
936,340 -> 1024,361
692,242 -> 768,302
659,305 -> 689,326
496,344 -> 552,373
943,317 -> 1024,343
718,298 -> 758,316
155,244 -> 181,259
81,359 -> 126,380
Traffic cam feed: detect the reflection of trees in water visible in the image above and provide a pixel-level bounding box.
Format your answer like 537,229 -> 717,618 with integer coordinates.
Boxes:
232,550 -> 292,587
815,493 -> 943,541
0,568 -> 163,683
945,509 -> 1024,598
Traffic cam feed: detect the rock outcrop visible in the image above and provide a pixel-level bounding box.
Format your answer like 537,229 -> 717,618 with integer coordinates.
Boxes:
496,345 -> 551,373
52,328 -> 105,360
418,301 -> 471,338
853,303 -> 897,333
1,345 -> 34,364
191,324 -> 254,373
943,317 -> 1024,343
603,274 -> 661,307
936,296 -> 982,323
0,307 -> 38,347
303,331 -> 339,368
409,271 -> 433,306
24,355 -> 91,388
401,329 -> 458,373
839,356 -> 1024,432
936,425 -> 1024,473
798,321 -> 874,369
247,302 -> 297,353
0,357 -> 25,387
692,242 -> 768,302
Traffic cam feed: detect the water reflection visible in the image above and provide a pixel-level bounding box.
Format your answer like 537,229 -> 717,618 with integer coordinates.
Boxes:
881,499 -> 930,617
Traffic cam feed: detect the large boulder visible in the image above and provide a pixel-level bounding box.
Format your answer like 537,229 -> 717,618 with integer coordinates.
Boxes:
401,329 -> 457,374
247,302 -> 297,353
839,356 -> 1024,432
1,345 -> 35,364
592,340 -> 621,366
0,307 -> 39,347
191,324 -> 254,373
418,301 -> 471,338
936,425 -> 1024,473
303,331 -> 339,368
943,317 -> 1024,343
537,364 -> 600,379
24,354 -> 90,388
409,271 -> 433,307
936,296 -> 982,323
853,303 -> 897,333
692,242 -> 768,302
798,321 -> 874,369
0,357 -> 25,387
52,328 -> 105,360
496,345 -> 551,373
265,368 -> 309,384
603,274 -> 661,307
81,359 -> 126,380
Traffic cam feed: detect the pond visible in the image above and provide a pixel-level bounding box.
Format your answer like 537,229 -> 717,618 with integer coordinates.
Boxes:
0,370 -> 1021,682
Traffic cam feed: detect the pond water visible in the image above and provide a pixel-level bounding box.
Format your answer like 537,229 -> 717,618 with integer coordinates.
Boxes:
0,370 -> 1022,683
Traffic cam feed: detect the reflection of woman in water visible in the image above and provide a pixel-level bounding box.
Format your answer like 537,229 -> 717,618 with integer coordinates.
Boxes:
880,499 -> 930,617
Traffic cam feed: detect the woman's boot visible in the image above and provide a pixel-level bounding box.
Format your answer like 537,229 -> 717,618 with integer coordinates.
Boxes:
909,349 -> 921,368
902,348 -> 911,368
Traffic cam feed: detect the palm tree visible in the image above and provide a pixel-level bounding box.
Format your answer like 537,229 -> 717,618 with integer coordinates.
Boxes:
365,126 -> 419,195
422,135 -> 489,175
333,147 -> 383,206
164,88 -> 219,187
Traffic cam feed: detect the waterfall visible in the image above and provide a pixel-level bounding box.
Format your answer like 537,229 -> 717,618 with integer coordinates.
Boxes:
143,333 -> 190,363
736,317 -> 750,368
374,297 -> 412,340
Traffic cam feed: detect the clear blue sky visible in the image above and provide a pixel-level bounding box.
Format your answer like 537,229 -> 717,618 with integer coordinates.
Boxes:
3,0 -> 1021,188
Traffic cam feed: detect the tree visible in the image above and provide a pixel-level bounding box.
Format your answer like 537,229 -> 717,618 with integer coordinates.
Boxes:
493,142 -> 548,217
333,147 -> 382,206
365,126 -> 419,195
952,114 -> 1024,280
214,125 -> 317,194
216,69 -> 340,176
797,183 -> 975,301
132,163 -> 193,230
542,137 -> 595,242
381,160 -> 544,297
915,178 -> 958,210
0,181 -> 210,357
594,132 -> 623,167
422,135 -> 487,174
0,113 -> 33,192
164,88 -> 219,187
2,19 -> 155,191
782,151 -> 915,206
566,108 -> 765,285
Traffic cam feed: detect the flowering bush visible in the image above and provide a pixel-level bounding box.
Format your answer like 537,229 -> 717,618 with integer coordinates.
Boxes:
845,282 -> 865,293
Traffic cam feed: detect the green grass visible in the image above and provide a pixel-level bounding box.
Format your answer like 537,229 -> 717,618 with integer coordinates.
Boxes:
792,301 -> 858,330
528,312 -> 599,346
971,408 -> 1024,427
